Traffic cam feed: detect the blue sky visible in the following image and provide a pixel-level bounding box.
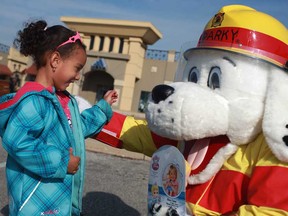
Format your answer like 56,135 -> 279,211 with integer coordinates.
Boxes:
0,0 -> 287,51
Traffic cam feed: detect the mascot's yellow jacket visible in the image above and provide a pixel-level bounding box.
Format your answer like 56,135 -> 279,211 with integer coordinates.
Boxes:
94,113 -> 288,215
77,4 -> 288,216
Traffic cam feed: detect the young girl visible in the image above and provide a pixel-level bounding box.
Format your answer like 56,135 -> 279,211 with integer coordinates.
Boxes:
163,164 -> 179,197
0,20 -> 117,215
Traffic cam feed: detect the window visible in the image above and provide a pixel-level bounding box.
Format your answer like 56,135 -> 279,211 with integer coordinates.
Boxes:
151,66 -> 157,73
89,36 -> 95,50
99,36 -> 104,51
119,38 -> 124,53
138,91 -> 150,113
109,37 -> 114,52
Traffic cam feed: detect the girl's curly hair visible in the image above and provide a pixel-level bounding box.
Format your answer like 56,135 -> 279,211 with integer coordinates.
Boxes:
13,19 -> 85,69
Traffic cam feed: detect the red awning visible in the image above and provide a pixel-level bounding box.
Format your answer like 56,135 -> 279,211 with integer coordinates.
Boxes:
22,64 -> 37,75
0,64 -> 12,76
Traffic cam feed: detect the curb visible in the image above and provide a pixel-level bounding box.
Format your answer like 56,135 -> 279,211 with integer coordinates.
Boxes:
85,138 -> 151,161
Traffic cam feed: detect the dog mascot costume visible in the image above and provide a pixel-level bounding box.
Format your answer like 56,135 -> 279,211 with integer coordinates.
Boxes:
79,4 -> 288,215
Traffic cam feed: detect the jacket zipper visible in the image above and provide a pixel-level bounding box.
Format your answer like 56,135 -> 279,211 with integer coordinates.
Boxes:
19,179 -> 42,212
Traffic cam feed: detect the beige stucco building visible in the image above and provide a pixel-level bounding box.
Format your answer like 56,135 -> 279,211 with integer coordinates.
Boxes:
1,17 -> 179,115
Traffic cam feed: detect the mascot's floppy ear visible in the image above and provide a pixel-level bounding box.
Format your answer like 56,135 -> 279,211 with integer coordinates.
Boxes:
263,66 -> 288,162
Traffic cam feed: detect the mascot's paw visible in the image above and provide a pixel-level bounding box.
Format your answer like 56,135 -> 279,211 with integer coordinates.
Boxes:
149,203 -> 180,216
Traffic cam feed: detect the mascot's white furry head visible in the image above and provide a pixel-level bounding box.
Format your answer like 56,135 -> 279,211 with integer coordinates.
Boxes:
145,5 -> 288,184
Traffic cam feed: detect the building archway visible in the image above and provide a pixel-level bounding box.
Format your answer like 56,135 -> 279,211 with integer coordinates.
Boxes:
81,70 -> 114,103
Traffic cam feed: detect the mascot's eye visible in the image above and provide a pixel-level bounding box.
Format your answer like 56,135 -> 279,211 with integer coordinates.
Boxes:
188,67 -> 199,83
208,67 -> 221,89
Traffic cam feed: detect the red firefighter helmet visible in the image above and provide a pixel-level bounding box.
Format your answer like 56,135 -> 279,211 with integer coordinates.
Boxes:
186,5 -> 288,68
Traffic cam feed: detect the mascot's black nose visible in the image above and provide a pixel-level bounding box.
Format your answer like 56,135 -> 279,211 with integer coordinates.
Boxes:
151,84 -> 175,104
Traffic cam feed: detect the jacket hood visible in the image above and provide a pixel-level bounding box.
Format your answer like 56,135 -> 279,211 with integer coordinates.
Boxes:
0,82 -> 55,137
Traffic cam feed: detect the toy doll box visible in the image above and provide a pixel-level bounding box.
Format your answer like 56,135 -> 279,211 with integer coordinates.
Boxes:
147,145 -> 186,215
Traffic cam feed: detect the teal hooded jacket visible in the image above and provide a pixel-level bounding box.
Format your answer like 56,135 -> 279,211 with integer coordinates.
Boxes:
0,82 -> 113,216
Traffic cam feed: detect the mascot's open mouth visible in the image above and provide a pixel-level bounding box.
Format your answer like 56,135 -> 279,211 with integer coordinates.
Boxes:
147,83 -> 238,184
184,135 -> 230,175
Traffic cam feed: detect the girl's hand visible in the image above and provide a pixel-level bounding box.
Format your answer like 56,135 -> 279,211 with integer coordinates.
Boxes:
67,148 -> 80,174
104,90 -> 118,105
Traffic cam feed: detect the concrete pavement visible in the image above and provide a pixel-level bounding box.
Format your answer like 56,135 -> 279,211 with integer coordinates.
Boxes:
0,137 -> 151,216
